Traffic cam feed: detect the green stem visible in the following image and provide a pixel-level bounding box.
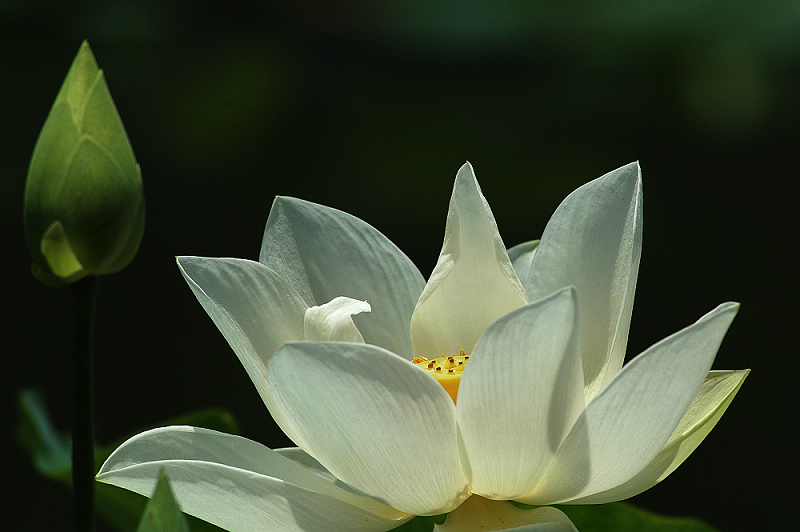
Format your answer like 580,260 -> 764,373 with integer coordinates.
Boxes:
71,276 -> 99,532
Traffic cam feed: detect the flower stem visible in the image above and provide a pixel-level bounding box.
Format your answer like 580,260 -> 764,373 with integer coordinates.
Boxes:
71,276 -> 99,532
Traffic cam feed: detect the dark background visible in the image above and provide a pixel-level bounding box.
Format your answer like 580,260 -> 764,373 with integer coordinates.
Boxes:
2,1 -> 793,530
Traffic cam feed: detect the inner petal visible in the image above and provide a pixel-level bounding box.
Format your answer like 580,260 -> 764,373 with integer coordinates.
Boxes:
410,163 -> 527,359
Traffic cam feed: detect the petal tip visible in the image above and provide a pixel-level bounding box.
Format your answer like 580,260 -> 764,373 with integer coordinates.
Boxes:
455,161 -> 477,183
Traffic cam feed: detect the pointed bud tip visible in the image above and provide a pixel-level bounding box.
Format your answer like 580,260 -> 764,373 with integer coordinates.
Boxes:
24,41 -> 144,286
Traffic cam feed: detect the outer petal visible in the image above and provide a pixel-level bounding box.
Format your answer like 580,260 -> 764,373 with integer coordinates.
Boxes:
304,296 -> 371,342
97,426 -> 410,532
411,162 -> 527,358
507,240 -> 539,284
435,496 -> 577,532
525,162 -> 642,401
260,196 -> 425,359
524,302 -> 738,504
457,287 -> 584,500
177,256 -> 308,442
566,369 -> 749,504
275,447 -> 341,485
267,341 -> 470,516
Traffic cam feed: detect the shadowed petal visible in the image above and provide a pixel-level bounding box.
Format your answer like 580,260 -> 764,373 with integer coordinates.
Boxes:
565,369 -> 749,504
177,256 -> 308,442
507,240 -> 539,284
275,447 -> 340,484
523,302 -> 738,504
411,162 -> 527,359
260,196 -> 425,359
435,496 -> 577,532
458,287 -> 584,500
268,341 -> 470,516
524,163 -> 642,402
97,426 -> 410,532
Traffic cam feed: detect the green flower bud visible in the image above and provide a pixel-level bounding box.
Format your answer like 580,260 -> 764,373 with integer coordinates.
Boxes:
24,41 -> 145,286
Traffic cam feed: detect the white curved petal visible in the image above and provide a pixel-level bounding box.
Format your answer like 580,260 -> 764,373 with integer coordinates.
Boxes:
260,196 -> 425,359
524,302 -> 738,504
177,256 -> 308,442
411,162 -> 528,359
97,426 -> 410,531
268,341 -> 470,516
304,296 -> 371,342
525,162 -> 643,401
275,447 -> 340,485
507,240 -> 539,284
566,369 -> 749,504
458,287 -> 584,500
275,446 -> 413,516
435,496 -> 577,532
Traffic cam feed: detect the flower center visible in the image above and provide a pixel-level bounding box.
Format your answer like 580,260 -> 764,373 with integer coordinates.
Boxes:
412,349 -> 470,404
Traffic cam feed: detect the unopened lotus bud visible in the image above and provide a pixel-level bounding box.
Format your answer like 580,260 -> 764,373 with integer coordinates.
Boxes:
24,40 -> 144,286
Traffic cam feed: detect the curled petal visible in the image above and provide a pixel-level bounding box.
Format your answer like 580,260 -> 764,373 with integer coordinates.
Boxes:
525,162 -> 642,401
435,496 -> 577,532
304,296 -> 371,342
411,162 -> 527,359
268,341 -> 470,516
97,426 -> 409,532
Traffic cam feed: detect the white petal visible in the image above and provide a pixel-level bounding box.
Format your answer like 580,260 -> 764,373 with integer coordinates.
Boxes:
411,162 -> 528,359
525,162 -> 642,401
275,447 -> 340,485
177,256 -> 308,442
507,240 -> 539,284
524,302 -> 738,504
260,196 -> 425,359
435,496 -> 577,532
267,341 -> 470,516
565,369 -> 749,504
457,287 -> 584,500
97,426 -> 410,531
304,296 -> 371,342
276,446 -> 428,517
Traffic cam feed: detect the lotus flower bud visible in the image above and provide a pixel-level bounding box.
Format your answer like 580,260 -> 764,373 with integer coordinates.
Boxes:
24,41 -> 144,286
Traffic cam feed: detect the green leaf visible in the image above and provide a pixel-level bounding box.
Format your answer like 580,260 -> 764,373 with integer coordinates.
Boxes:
508,501 -> 719,532
135,471 -> 191,532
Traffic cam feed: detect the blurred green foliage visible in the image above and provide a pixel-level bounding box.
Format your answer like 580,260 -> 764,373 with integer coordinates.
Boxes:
556,503 -> 719,532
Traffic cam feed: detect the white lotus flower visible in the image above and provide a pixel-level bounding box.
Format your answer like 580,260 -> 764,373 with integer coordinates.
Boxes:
98,162 -> 747,532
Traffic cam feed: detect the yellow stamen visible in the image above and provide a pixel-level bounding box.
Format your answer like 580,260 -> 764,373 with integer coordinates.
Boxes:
412,349 -> 469,404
